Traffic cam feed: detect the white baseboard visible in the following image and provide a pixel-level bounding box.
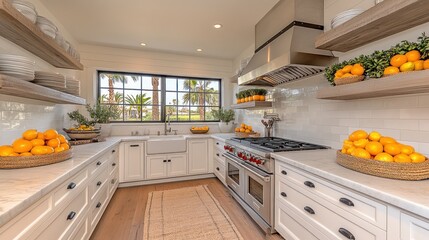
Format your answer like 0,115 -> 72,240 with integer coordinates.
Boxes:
118,173 -> 216,188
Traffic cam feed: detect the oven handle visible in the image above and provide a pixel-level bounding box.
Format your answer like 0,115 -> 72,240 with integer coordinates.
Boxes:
224,153 -> 272,182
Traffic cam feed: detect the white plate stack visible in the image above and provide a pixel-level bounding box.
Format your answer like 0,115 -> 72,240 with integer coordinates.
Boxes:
331,9 -> 365,29
0,54 -> 35,81
65,76 -> 80,96
12,0 -> 37,23
36,16 -> 58,38
33,71 -> 66,91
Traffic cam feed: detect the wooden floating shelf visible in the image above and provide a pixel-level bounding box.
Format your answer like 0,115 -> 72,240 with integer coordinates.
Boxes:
315,0 -> 429,52
0,0 -> 83,70
0,74 -> 86,105
316,70 -> 429,100
231,101 -> 273,109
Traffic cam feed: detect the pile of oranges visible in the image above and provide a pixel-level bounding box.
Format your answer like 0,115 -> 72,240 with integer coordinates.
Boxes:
384,50 -> 429,76
0,129 -> 70,157
334,63 -> 365,79
341,130 -> 426,163
235,123 -> 253,133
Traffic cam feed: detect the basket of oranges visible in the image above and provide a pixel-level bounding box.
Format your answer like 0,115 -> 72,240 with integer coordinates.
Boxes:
337,130 -> 429,180
190,126 -> 209,134
333,64 -> 365,86
0,129 -> 72,169
234,123 -> 256,137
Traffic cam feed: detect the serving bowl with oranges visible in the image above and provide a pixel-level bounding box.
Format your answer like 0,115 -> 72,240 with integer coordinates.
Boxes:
0,128 -> 72,169
337,130 -> 429,180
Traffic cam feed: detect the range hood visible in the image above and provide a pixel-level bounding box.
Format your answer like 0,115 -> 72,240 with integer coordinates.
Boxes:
238,0 -> 337,87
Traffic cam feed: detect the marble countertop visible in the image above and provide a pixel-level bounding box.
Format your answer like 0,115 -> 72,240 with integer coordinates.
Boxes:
271,149 -> 429,219
0,133 -> 235,227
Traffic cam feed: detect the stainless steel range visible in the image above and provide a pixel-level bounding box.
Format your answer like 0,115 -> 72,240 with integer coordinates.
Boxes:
223,137 -> 328,233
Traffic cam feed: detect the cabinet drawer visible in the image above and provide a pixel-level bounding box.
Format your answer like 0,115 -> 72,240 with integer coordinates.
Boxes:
53,169 -> 88,208
68,216 -> 88,240
214,140 -> 225,151
400,211 -> 429,240
109,152 -> 118,175
277,163 -> 387,229
88,155 -> 109,177
214,148 -> 226,165
90,184 -> 109,228
277,180 -> 386,240
109,167 -> 119,196
214,158 -> 226,184
35,187 -> 88,240
89,165 -> 109,200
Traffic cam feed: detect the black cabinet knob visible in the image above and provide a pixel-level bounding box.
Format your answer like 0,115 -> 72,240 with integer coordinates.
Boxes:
339,228 -> 355,240
97,181 -> 102,186
280,192 -> 287,197
304,206 -> 315,215
339,197 -> 355,207
67,182 -> 76,189
163,159 -> 167,162
112,149 -> 116,153
112,162 -> 116,166
96,161 -> 102,166
216,153 -> 220,157
304,181 -> 315,188
216,167 -> 220,171
96,202 -> 102,208
67,211 -> 76,220
281,170 -> 287,175
168,159 -> 171,162
216,142 -> 219,145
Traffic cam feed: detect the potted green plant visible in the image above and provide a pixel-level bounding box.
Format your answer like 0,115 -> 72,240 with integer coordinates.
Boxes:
212,108 -> 235,133
85,103 -> 120,140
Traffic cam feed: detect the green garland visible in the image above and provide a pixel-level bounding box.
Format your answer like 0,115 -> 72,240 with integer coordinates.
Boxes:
325,32 -> 429,86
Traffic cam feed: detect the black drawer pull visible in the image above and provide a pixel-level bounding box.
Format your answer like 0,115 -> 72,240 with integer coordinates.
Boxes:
281,170 -> 287,175
112,162 -> 116,166
96,202 -> 102,208
111,179 -> 116,184
339,228 -> 355,240
216,153 -> 220,157
304,206 -> 315,215
216,167 -> 220,171
96,161 -> 102,166
339,197 -> 355,207
304,181 -> 315,188
112,149 -> 116,153
280,192 -> 287,197
216,142 -> 219,145
67,211 -> 76,220
167,159 -> 171,162
130,144 -> 139,147
97,181 -> 102,186
163,159 -> 167,162
67,182 -> 76,189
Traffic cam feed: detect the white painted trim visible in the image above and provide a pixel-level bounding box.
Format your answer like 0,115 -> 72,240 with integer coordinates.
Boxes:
118,174 -> 215,188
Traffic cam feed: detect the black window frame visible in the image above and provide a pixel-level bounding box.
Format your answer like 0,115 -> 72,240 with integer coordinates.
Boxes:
97,70 -> 222,123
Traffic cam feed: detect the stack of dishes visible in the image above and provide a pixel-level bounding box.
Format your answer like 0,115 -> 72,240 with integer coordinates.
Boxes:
331,9 -> 365,29
33,71 -> 66,91
65,76 -> 80,96
0,54 -> 35,81
12,0 -> 37,23
36,16 -> 58,38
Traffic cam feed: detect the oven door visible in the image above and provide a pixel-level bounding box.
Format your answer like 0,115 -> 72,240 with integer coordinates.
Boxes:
225,156 -> 245,198
243,164 -> 272,225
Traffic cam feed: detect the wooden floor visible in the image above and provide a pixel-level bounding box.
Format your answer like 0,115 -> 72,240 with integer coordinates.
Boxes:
90,177 -> 284,240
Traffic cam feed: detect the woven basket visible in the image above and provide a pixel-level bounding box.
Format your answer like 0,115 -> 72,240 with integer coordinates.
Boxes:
190,129 -> 209,134
235,132 -> 257,138
336,151 -> 429,181
334,75 -> 364,85
0,149 -> 73,169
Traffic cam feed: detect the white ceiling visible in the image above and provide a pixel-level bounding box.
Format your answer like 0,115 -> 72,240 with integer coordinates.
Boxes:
39,0 -> 279,59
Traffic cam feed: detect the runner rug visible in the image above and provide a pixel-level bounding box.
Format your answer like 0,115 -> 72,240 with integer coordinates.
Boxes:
143,185 -> 244,240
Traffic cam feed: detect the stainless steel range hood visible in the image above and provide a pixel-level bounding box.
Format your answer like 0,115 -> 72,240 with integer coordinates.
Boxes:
238,0 -> 337,87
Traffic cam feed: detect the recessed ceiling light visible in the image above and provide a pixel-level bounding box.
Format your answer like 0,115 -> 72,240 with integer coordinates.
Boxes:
196,48 -> 203,52
140,42 -> 146,46
213,24 -> 222,29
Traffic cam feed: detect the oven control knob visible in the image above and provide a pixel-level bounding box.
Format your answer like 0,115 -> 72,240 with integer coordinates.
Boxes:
238,152 -> 242,158
224,145 -> 228,150
249,156 -> 254,162
229,148 -> 234,153
242,155 -> 247,160
255,159 -> 262,165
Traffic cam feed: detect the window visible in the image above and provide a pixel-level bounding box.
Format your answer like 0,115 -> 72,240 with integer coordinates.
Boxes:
98,71 -> 221,122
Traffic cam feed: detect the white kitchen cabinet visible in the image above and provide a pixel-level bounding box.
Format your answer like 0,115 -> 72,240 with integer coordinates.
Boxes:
400,211 -> 429,240
120,141 -> 145,182
213,139 -> 227,185
146,153 -> 187,179
188,138 -> 209,174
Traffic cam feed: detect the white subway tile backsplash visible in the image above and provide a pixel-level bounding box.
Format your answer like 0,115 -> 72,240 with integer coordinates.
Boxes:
400,130 -> 429,143
419,120 -> 429,131
400,108 -> 429,120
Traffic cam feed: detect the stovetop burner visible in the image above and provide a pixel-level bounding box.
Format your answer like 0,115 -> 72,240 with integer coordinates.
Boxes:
231,137 -> 328,152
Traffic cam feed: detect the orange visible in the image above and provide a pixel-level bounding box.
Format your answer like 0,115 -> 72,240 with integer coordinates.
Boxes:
368,131 -> 382,142
31,146 -> 47,155
351,64 -> 364,76
239,128 -> 245,132
60,143 -> 70,150
0,145 -> 14,156
353,139 -> 369,148
54,146 -> 65,153
245,129 -> 251,133
8,152 -> 20,157
44,129 -> 58,140
58,134 -> 67,144
400,62 -> 415,72
22,129 -> 38,140
341,147 -> 347,154
46,138 -> 60,148
342,65 -> 353,74
400,145 -> 415,155
424,59 -> 429,70
384,143 -> 402,156
346,146 -> 356,155
351,148 -> 371,159
379,136 -> 396,145
12,139 -> 33,153
342,140 -> 354,150
247,126 -> 252,131
342,73 -> 353,78
234,127 -> 240,132
20,152 -> 33,156
44,146 -> 54,154
30,138 -> 45,147
365,141 -> 383,156
405,50 -> 421,62
240,123 -> 246,128
409,152 -> 426,163
394,153 -> 412,163
374,152 -> 394,162
335,70 -> 344,78
37,132 -> 45,140
390,54 -> 408,67
383,66 -> 400,76
349,130 -> 368,142
414,60 -> 424,71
